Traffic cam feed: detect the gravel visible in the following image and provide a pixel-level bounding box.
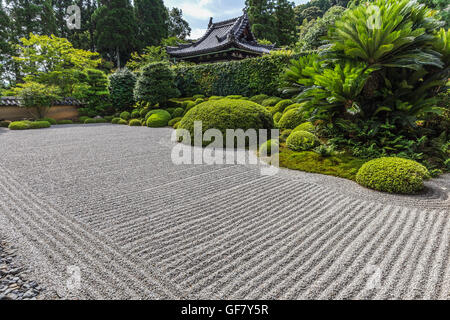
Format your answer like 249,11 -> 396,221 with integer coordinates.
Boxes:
0,124 -> 448,300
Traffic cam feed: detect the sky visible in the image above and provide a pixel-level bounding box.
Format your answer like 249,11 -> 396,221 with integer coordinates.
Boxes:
164,0 -> 309,39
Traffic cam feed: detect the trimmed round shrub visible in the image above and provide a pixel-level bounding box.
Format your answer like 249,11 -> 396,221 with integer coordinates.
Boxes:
129,119 -> 142,126
57,120 -> 73,125
108,68 -> 136,111
0,120 -> 11,127
146,110 -> 171,127
39,117 -> 57,125
259,139 -> 279,156
84,118 -> 96,124
104,116 -> 114,122
178,99 -> 274,146
168,117 -> 182,127
262,97 -> 282,107
166,107 -> 176,115
183,101 -> 196,113
284,103 -> 303,113
286,130 -> 320,151
293,122 -> 315,133
249,94 -> 269,104
118,119 -> 128,125
29,121 -> 51,129
280,129 -> 292,142
94,118 -> 107,123
139,108 -> 149,118
111,117 -> 121,124
172,107 -> 184,118
194,98 -> 205,105
78,116 -> 90,123
278,108 -> 305,129
120,111 -> 130,120
145,109 -> 171,121
356,157 -> 431,194
9,121 -> 30,130
193,94 -> 205,99
131,110 -> 141,119
134,62 -> 180,105
273,112 -> 283,124
271,99 -> 293,115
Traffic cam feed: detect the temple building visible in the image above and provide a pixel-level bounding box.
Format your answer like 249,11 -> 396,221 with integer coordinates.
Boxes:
166,12 -> 275,63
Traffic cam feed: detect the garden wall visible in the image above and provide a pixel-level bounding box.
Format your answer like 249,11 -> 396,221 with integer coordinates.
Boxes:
174,52 -> 302,97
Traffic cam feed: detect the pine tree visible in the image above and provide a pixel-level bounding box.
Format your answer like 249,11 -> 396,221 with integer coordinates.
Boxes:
274,0 -> 296,46
93,0 -> 138,68
168,7 -> 191,40
245,0 -> 277,43
0,3 -> 11,87
134,0 -> 168,48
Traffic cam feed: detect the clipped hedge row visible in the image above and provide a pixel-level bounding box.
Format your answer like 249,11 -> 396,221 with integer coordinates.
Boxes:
174,53 -> 299,97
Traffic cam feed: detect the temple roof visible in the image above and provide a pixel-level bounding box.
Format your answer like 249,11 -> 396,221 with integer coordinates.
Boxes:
0,97 -> 82,107
166,12 -> 275,60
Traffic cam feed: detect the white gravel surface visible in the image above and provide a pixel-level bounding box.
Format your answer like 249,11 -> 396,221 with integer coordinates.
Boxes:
0,124 -> 449,300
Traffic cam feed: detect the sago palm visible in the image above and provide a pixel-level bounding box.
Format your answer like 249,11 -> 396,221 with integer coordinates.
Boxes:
282,54 -> 322,97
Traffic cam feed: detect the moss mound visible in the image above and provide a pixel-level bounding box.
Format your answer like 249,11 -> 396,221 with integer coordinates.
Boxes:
129,119 -> 142,126
356,157 -> 431,194
146,110 -> 171,127
261,97 -> 282,107
120,111 -> 130,120
259,139 -> 279,156
293,122 -> 315,133
278,108 -> 305,129
178,99 -> 274,146
286,130 -> 319,151
271,99 -> 293,115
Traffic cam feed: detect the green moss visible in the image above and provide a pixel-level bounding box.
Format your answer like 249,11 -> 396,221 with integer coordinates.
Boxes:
356,157 -> 431,194
293,122 -> 315,133
286,130 -> 319,151
226,95 -> 244,99
94,118 -> 107,123
178,98 -> 274,146
271,99 -> 293,115
278,108 -> 305,129
279,148 -> 366,181
261,97 -> 282,107
249,94 -> 269,104
172,107 -> 184,118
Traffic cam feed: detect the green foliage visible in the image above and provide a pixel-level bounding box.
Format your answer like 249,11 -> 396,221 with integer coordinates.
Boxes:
78,116 -> 90,123
356,157 -> 431,194
168,117 -> 182,127
145,109 -> 171,120
57,120 -> 73,125
293,122 -> 315,133
282,54 -> 322,97
38,117 -> 56,125
194,98 -> 205,105
0,120 -> 11,128
259,139 -> 279,156
111,117 -> 121,124
178,99 -> 274,146
193,94 -> 205,99
168,7 -> 191,39
8,120 -> 51,130
84,118 -> 96,124
279,149 -> 365,181
126,45 -> 169,71
278,108 -> 305,129
134,0 -> 168,48
134,62 -> 180,105
117,119 -> 128,125
249,94 -> 269,104
129,119 -> 142,126
286,130 -> 320,151
172,107 -> 184,118
120,111 -> 130,120
131,110 -> 141,119
75,68 -> 111,116
146,110 -> 171,127
9,82 -> 61,119
109,69 -> 137,111
273,112 -> 283,123
174,52 -> 295,97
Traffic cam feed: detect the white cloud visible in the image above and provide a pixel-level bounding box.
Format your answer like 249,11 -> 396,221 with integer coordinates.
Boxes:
178,1 -> 214,20
189,28 -> 207,40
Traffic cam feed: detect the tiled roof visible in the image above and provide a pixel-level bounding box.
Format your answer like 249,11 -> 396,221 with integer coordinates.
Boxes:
0,97 -> 83,107
166,12 -> 275,59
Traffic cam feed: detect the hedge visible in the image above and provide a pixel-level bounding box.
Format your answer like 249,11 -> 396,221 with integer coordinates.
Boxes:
174,52 -> 299,97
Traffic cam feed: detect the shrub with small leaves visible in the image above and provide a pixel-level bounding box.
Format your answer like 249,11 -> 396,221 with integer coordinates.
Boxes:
262,97 -> 282,107
271,99 -> 293,115
172,107 -> 184,118
146,110 -> 171,127
111,117 -> 121,124
38,117 -> 57,125
129,119 -> 142,126
168,117 -> 182,127
293,122 -> 315,133
57,120 -> 73,125
286,130 -> 320,151
120,111 -> 130,120
356,157 -> 431,194
249,94 -> 269,104
259,139 -> 279,156
118,119 -> 128,125
278,108 -> 305,129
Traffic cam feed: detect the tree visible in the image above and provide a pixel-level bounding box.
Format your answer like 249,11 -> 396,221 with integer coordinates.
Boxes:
418,0 -> 450,27
13,34 -> 101,95
168,7 -> 191,40
301,6 -> 322,21
273,0 -> 297,46
245,0 -> 277,43
93,0 -> 139,68
134,0 -> 168,48
109,69 -> 137,111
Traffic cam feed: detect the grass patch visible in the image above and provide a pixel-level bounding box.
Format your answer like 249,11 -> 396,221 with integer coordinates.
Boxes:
278,147 -> 366,181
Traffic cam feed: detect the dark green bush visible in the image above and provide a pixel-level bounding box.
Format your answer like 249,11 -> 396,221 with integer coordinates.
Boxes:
168,117 -> 182,127
0,120 -> 11,127
134,62 -> 180,105
284,103 -> 303,113
94,118 -> 107,123
57,120 -> 73,125
29,121 -> 51,129
131,110 -> 141,119
78,116 -> 90,123
146,110 -> 171,127
178,99 -> 274,146
38,117 -> 57,125
120,111 -> 130,120
174,53 -> 296,97
293,122 -> 315,133
129,119 -> 142,126
262,97 -> 282,107
278,108 -> 305,129
111,117 -> 121,124
108,68 -> 137,111
356,157 -> 431,194
84,118 -> 96,124
9,120 -> 51,130
172,107 -> 184,118
286,130 -> 320,151
117,119 -> 128,125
